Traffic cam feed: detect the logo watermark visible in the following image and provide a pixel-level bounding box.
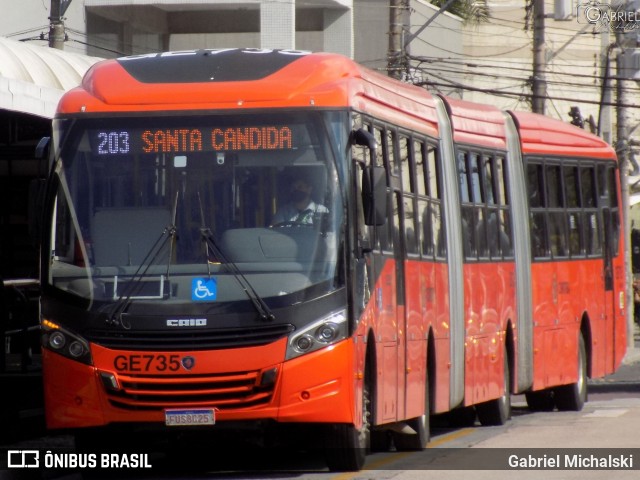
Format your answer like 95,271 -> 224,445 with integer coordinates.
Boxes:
7,450 -> 39,468
5,450 -> 152,470
577,1 -> 640,31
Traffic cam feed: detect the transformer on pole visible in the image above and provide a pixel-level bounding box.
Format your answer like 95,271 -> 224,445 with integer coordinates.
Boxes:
49,0 -> 72,50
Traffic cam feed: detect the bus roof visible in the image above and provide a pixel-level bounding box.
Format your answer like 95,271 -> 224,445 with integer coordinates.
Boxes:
56,49 -> 440,136
56,49 -> 615,161
510,110 -> 616,160
442,97 -> 507,150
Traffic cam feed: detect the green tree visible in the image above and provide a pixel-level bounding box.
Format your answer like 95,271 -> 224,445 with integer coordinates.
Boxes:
429,0 -> 491,25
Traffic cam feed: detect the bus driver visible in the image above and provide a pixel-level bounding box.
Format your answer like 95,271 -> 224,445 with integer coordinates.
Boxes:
271,175 -> 328,226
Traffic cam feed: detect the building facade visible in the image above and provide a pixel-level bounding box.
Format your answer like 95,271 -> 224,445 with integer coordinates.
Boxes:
0,1 -> 354,58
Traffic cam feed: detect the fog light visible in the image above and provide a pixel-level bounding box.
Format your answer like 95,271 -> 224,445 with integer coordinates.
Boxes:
49,332 -> 66,350
68,341 -> 85,358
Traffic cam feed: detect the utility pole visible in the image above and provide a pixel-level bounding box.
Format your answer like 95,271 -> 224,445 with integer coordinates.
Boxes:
388,0 -> 409,80
615,0 -> 639,353
531,0 -> 547,114
49,0 -> 72,50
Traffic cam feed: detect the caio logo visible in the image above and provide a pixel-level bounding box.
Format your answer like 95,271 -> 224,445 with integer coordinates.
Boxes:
7,450 -> 40,468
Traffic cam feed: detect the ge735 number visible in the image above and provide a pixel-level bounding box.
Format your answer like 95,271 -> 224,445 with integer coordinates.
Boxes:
113,354 -> 180,372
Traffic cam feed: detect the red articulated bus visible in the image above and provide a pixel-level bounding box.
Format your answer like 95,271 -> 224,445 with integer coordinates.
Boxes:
38,49 -> 627,471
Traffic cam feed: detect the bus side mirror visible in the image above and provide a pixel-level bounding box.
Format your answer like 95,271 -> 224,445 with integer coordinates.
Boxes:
351,128 -> 387,226
35,137 -> 50,162
351,128 -> 376,152
362,165 -> 387,226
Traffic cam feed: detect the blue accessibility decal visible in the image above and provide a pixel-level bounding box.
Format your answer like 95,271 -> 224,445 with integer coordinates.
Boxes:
191,278 -> 217,301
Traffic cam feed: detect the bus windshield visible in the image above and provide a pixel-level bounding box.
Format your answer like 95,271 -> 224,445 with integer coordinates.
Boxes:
47,111 -> 347,310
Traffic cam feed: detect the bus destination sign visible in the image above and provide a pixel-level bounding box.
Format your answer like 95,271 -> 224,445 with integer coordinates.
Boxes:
94,126 -> 293,155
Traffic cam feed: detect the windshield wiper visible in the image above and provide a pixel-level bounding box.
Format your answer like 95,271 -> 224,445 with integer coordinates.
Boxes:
105,194 -> 179,329
197,193 -> 275,322
103,224 -> 177,328
200,228 -> 276,322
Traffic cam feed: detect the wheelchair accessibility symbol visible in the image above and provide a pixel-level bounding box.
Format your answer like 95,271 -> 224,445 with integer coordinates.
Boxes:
191,278 -> 217,301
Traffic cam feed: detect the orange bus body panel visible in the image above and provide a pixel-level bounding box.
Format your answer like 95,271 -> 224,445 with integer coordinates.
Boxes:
44,336 -> 357,429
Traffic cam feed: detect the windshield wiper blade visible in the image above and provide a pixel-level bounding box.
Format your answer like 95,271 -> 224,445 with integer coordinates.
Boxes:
196,191 -> 274,322
104,224 -> 177,329
105,193 -> 180,329
200,227 -> 275,322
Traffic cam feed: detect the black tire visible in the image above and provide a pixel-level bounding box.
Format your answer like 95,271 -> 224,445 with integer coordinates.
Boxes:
392,372 -> 430,451
525,389 -> 555,411
477,351 -> 512,426
392,414 -> 430,451
370,429 -> 393,452
447,406 -> 477,427
324,381 -> 370,471
554,334 -> 588,411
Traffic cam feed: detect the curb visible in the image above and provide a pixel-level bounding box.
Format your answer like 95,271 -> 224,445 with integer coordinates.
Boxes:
622,348 -> 640,365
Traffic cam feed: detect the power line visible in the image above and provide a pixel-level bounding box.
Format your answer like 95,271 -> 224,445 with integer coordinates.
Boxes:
419,78 -> 640,110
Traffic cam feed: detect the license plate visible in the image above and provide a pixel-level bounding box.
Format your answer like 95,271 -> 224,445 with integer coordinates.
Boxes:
164,408 -> 215,426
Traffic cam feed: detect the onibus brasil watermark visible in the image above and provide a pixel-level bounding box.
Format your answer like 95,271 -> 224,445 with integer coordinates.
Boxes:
6,450 -> 152,470
578,1 -> 640,31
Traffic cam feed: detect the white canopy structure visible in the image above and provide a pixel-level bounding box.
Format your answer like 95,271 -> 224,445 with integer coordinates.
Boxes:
0,36 -> 101,118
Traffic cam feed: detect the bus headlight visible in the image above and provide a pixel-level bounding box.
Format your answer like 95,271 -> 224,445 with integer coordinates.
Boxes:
286,310 -> 348,360
41,319 -> 92,365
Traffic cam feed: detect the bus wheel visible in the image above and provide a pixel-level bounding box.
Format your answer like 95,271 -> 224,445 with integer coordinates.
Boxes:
392,373 -> 430,450
324,380 -> 370,471
370,429 -> 392,452
554,334 -> 588,411
477,351 -> 511,426
447,406 -> 476,427
525,389 -> 555,411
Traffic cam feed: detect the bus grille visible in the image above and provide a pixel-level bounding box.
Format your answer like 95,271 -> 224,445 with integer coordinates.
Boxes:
105,370 -> 275,411
85,324 -> 294,351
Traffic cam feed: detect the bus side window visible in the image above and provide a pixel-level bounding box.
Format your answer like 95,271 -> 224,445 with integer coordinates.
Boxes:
527,162 -> 548,258
427,146 -> 446,258
605,166 -> 620,257
564,165 -> 584,258
404,195 -> 417,255
419,200 -> 433,257
581,166 -> 602,256
495,156 -> 512,258
471,153 -> 488,259
458,150 -> 476,259
546,165 -> 568,258
549,212 -> 568,258
372,126 -> 391,252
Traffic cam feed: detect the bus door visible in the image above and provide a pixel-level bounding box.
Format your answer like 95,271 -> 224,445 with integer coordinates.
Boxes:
393,189 -> 408,422
365,127 -> 401,425
599,165 -> 619,372
385,130 -> 407,423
